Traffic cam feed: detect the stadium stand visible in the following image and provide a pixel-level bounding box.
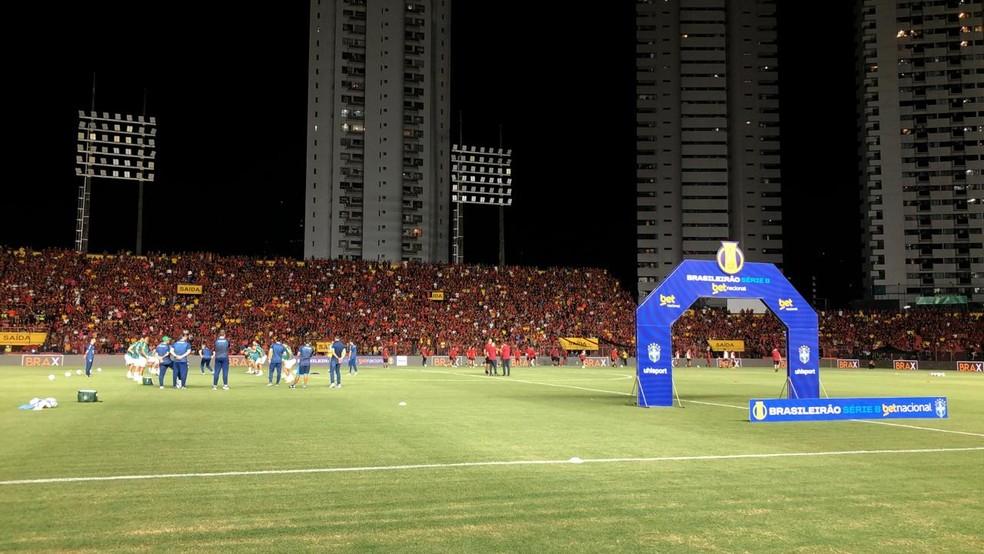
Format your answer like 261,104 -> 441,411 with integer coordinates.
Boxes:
1,247 -> 981,360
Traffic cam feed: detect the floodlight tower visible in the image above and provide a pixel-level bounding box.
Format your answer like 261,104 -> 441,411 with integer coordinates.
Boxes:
74,108 -> 157,254
450,144 -> 513,265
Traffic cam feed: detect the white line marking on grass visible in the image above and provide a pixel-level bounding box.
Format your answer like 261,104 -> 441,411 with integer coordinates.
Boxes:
850,419 -> 984,438
2,447 -> 982,487
681,399 -> 745,410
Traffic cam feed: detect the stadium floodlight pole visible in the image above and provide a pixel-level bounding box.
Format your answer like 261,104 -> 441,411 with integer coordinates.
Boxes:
498,124 -> 505,268
75,73 -> 96,254
74,97 -> 157,254
135,89 -> 148,256
451,141 -> 513,265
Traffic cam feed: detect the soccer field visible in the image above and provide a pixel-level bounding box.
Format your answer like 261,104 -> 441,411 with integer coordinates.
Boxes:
1,364 -> 982,552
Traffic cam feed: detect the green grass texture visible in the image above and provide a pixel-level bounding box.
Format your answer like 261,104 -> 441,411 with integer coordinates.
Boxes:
1,364 -> 982,552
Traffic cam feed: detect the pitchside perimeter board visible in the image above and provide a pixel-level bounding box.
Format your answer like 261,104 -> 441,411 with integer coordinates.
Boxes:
635,242 -> 819,407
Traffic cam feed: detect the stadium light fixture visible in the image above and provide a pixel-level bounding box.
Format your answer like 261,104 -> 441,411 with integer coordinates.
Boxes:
75,109 -> 157,254
450,143 -> 513,265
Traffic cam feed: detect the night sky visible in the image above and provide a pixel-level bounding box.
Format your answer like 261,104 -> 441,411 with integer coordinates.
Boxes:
3,1 -> 861,306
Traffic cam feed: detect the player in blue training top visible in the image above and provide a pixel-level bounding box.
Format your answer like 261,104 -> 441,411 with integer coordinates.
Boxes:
268,338 -> 286,386
329,336 -> 347,389
347,340 -> 359,375
155,336 -> 172,389
170,333 -> 192,389
84,337 -> 96,377
212,331 -> 231,390
200,343 -> 213,375
295,341 -> 314,389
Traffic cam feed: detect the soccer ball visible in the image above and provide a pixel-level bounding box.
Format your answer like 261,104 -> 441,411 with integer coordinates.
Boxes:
97,367 -> 102,373
64,371 -> 71,378
76,369 -> 83,375
48,374 -> 55,381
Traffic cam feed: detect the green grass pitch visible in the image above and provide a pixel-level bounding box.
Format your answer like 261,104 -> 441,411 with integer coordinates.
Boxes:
0,364 -> 982,552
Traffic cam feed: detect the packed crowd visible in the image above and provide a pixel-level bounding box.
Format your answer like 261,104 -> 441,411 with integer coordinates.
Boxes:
2,247 -> 981,360
673,307 -> 983,360
0,247 -> 635,356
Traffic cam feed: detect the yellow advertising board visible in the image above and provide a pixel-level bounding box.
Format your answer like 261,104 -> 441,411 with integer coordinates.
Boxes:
315,341 -> 332,353
558,337 -> 599,351
177,284 -> 203,295
0,331 -> 48,346
429,291 -> 445,301
708,339 -> 745,352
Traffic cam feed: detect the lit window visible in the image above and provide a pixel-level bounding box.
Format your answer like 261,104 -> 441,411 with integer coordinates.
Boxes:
958,12 -> 968,19
681,34 -> 688,38
897,30 -> 907,38
960,40 -> 969,48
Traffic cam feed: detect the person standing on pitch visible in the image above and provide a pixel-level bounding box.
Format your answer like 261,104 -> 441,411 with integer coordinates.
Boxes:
170,333 -> 191,388
295,341 -> 314,389
501,341 -> 512,376
329,336 -> 346,388
83,337 -> 96,377
268,337 -> 286,387
771,346 -> 783,373
212,331 -> 231,390
347,340 -> 358,375
200,343 -> 213,375
484,340 -> 498,376
156,336 -> 172,389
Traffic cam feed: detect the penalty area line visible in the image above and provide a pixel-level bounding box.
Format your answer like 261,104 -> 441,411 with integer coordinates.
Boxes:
2,446 -> 982,487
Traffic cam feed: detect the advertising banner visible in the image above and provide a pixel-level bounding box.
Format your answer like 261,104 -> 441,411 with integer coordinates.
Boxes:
395,356 -> 408,367
837,358 -> 861,369
637,242 -> 819,407
1,332 -> 48,346
177,284 -> 203,295
749,396 -> 948,423
708,339 -> 745,352
717,358 -> 743,368
21,354 -> 64,367
558,337 -> 599,351
894,360 -> 919,370
956,361 -> 983,372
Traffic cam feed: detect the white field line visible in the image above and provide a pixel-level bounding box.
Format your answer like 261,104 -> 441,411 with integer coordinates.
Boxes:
415,369 -> 984,438
849,419 -> 984,438
2,446 -> 982,487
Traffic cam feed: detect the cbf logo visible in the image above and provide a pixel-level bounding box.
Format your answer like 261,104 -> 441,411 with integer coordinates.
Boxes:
935,398 -> 947,418
716,241 -> 745,275
647,343 -> 661,363
798,345 -> 811,364
752,401 -> 767,421
659,294 -> 680,308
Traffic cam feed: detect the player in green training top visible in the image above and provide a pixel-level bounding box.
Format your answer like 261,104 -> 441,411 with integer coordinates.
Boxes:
124,335 -> 150,381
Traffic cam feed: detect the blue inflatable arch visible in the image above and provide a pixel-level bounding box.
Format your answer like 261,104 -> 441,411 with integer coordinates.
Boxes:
635,244 -> 819,407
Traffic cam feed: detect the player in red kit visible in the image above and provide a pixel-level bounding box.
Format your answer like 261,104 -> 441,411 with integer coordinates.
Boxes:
484,340 -> 498,376
771,346 -> 782,372
501,342 -> 512,376
449,345 -> 460,367
467,346 -> 477,367
382,345 -> 390,368
609,347 -> 618,367
526,345 -> 536,367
